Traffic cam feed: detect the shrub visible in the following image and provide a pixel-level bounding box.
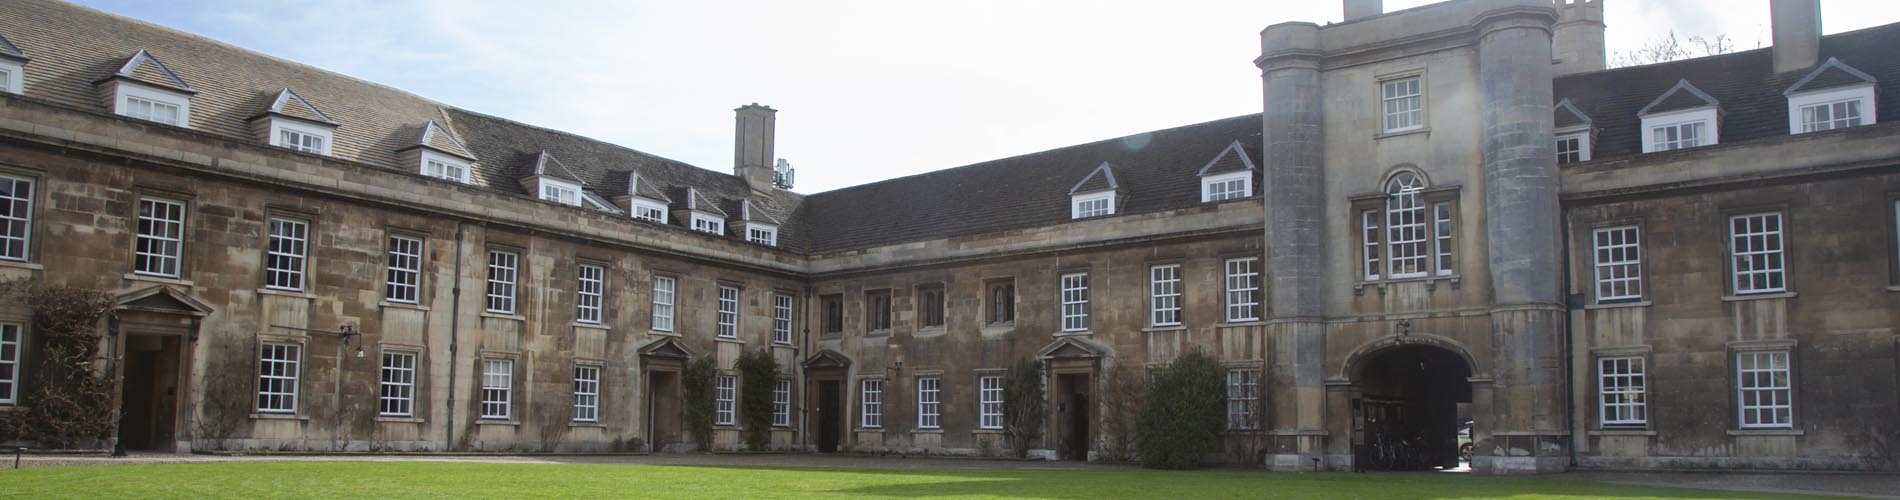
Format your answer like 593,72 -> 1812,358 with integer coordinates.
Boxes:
682,358 -> 718,451
1002,358 -> 1047,459
1096,365 -> 1145,463
0,281 -> 116,449
734,349 -> 780,451
1136,351 -> 1225,469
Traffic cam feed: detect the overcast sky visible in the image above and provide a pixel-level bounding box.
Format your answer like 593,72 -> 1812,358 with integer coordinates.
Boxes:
71,0 -> 1899,194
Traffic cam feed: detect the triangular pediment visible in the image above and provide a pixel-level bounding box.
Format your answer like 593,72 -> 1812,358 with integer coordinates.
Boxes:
261,88 -> 336,125
638,337 -> 693,359
1553,98 -> 1593,130
531,151 -> 585,183
623,172 -> 673,203
1638,79 -> 1720,117
110,49 -> 193,93
408,121 -> 477,160
1197,140 -> 1257,177
0,32 -> 26,61
1784,57 -> 1879,96
1037,336 -> 1109,360
1068,161 -> 1120,195
116,285 -> 213,317
803,349 -> 853,369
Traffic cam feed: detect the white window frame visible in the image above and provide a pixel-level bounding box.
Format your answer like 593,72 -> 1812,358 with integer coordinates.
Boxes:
134,196 -> 186,278
772,379 -> 792,427
268,119 -> 333,156
257,342 -> 301,414
651,276 -> 676,332
978,375 -> 1004,430
384,235 -> 422,304
0,61 -> 22,95
1598,356 -> 1647,427
0,323 -> 21,404
1149,265 -> 1181,327
539,178 -> 582,207
1224,257 -> 1260,322
1380,76 -> 1423,133
715,374 -> 736,426
1226,368 -> 1259,430
691,213 -> 725,235
573,365 -> 601,423
485,250 -> 519,314
772,294 -> 794,345
379,351 -> 417,417
264,217 -> 309,291
1788,84 -> 1875,134
1433,201 -> 1454,276
115,83 -> 191,126
481,358 -> 512,420
630,198 -> 668,223
917,377 -> 942,429
1071,191 -> 1115,219
1736,350 -> 1793,429
1361,209 -> 1381,281
1556,130 -> 1591,164
575,264 -> 604,324
1641,108 -> 1719,153
860,379 -> 883,429
1729,212 -> 1787,295
716,285 -> 740,339
748,225 -> 778,246
1593,226 -> 1643,302
1201,171 -> 1252,203
0,174 -> 33,262
1059,272 -> 1089,332
420,151 -> 472,184
1385,173 -> 1428,279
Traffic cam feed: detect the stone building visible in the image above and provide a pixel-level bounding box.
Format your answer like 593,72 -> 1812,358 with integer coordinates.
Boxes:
0,0 -> 1895,473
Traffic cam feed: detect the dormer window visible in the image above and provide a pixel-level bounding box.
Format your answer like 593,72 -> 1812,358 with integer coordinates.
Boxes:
254,89 -> 337,156
1637,79 -> 1721,154
1556,131 -> 1591,164
1784,58 -> 1879,135
102,50 -> 194,127
1202,172 -> 1251,202
691,213 -> 724,234
124,94 -> 184,125
423,155 -> 470,183
403,121 -> 479,184
748,226 -> 778,246
1648,117 -> 1708,152
630,199 -> 667,223
1068,162 -> 1121,219
0,34 -> 25,95
1072,191 -> 1114,218
540,179 -> 581,206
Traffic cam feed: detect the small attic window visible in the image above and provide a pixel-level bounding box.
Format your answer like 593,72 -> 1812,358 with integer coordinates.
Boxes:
1637,79 -> 1720,154
422,153 -> 471,183
748,226 -> 778,246
630,198 -> 667,223
691,213 -> 725,235
1072,191 -> 1115,219
539,178 -> 581,206
0,63 -> 20,95
118,86 -> 189,126
1789,85 -> 1874,134
1202,172 -> 1251,202
271,121 -> 332,155
1556,130 -> 1590,164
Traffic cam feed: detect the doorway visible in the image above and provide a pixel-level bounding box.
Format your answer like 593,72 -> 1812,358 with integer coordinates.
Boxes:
646,371 -> 679,452
1056,373 -> 1091,461
119,335 -> 183,451
816,380 -> 841,453
1350,344 -> 1471,470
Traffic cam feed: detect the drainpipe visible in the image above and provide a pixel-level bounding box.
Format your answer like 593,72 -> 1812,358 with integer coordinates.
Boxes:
1561,214 -> 1578,468
800,285 -> 813,451
445,222 -> 465,451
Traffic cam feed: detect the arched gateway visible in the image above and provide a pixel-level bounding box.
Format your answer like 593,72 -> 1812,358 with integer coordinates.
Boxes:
1345,339 -> 1474,471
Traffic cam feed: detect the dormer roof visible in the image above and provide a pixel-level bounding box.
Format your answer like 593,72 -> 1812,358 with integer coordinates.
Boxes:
623,172 -> 672,203
102,49 -> 193,93
1196,140 -> 1257,176
407,121 -> 477,160
1554,98 -> 1593,130
529,150 -> 585,183
739,199 -> 783,225
1068,162 -> 1121,195
677,187 -> 728,217
1637,79 -> 1721,117
1784,57 -> 1879,96
256,88 -> 335,125
0,33 -> 26,62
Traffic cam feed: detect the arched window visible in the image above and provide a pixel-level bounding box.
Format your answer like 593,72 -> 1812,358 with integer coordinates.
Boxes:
1385,173 -> 1429,279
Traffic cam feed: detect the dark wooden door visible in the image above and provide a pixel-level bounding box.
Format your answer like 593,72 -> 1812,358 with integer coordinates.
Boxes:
1067,387 -> 1089,460
817,381 -> 840,452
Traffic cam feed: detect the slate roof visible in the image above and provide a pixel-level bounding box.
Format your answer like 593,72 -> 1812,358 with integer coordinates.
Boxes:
0,32 -> 24,60
109,49 -> 193,93
1784,57 -> 1879,95
1553,22 -> 1900,160
1197,140 -> 1257,176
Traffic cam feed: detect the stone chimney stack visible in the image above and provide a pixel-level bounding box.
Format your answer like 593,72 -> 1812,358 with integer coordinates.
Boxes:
1344,0 -> 1382,21
1770,0 -> 1821,73
1552,0 -> 1606,76
734,103 -> 777,193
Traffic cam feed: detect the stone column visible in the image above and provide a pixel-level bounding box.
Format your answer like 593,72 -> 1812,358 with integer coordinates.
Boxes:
1475,4 -> 1569,474
1257,21 -> 1331,471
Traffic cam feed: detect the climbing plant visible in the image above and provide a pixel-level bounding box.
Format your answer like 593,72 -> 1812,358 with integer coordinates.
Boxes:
1001,358 -> 1046,459
734,349 -> 780,451
681,357 -> 718,451
0,279 -> 117,449
1136,350 -> 1225,469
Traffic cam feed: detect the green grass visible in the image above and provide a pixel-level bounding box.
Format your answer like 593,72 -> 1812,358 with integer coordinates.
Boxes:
0,461 -> 1840,499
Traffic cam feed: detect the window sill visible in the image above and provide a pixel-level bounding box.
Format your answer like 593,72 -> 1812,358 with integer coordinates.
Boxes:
257,288 -> 316,300
1355,274 -> 1461,295
715,337 -> 745,345
865,329 -> 892,337
476,419 -> 520,427
1375,127 -> 1430,140
569,421 -> 605,428
1585,300 -> 1651,310
1056,330 -> 1092,336
380,301 -> 429,311
480,312 -> 526,322
1587,429 -> 1657,436
0,260 -> 43,271
772,341 -> 795,347
856,427 -> 884,432
1728,429 -> 1804,436
973,428 -> 1004,434
125,273 -> 194,288
1722,291 -> 1796,302
375,416 -> 424,424
1887,285 -> 1900,293
571,322 -> 609,331
916,326 -> 947,335
250,413 -> 308,421
1218,320 -> 1265,328
913,428 -> 944,434
649,329 -> 681,337
1141,326 -> 1185,333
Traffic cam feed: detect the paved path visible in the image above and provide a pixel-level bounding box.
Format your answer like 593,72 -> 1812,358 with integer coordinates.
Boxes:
7,452 -> 1897,498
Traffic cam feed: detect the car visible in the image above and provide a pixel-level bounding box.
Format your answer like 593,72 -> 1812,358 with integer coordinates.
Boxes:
1457,420 -> 1474,463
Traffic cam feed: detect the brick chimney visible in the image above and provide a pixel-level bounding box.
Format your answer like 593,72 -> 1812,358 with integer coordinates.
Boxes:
1552,0 -> 1606,76
734,103 -> 776,193
1344,0 -> 1381,21
1770,0 -> 1821,73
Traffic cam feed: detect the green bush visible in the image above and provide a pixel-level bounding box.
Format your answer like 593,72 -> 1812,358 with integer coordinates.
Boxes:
735,349 -> 781,451
1136,351 -> 1225,469
682,358 -> 718,451
1002,358 -> 1047,459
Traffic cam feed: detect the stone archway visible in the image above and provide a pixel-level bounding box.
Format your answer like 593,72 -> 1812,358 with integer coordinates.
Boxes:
1344,338 -> 1474,471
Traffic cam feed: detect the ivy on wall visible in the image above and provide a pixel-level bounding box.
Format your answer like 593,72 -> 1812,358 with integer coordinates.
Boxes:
681,357 -> 717,451
1136,350 -> 1225,469
0,280 -> 117,449
1001,358 -> 1046,459
734,349 -> 779,451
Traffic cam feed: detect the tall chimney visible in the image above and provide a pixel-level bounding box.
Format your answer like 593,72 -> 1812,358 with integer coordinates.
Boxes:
1770,0 -> 1820,73
1344,0 -> 1382,21
734,103 -> 776,193
1552,0 -> 1606,76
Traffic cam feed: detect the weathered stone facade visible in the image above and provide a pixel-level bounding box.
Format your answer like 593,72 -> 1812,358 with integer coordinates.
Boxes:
0,0 -> 1896,474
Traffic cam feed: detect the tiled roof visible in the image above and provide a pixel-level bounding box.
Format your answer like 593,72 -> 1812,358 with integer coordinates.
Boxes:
110,49 -> 193,93
1554,22 -> 1900,160
260,88 -> 335,125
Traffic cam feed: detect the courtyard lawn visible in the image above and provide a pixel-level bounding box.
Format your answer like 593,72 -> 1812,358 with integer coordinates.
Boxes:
0,461 -> 1842,500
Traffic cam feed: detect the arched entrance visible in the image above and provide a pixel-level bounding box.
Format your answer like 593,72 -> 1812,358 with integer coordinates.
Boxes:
1349,342 -> 1472,471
